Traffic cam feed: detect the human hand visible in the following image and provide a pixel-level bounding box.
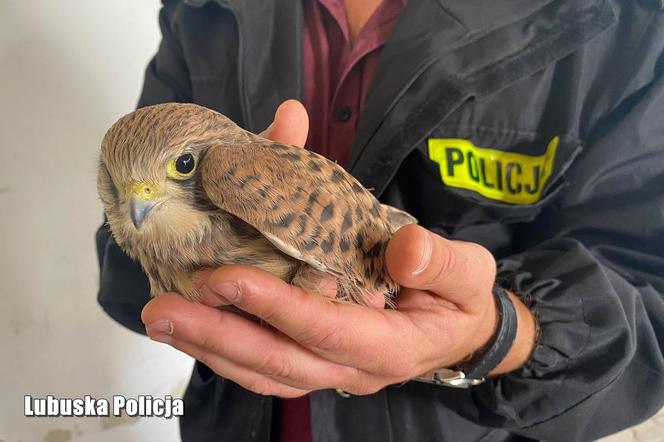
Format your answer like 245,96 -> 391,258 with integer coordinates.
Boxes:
141,100 -> 536,397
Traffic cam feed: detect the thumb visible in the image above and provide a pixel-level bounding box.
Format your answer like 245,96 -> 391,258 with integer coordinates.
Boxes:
385,224 -> 496,313
260,99 -> 309,148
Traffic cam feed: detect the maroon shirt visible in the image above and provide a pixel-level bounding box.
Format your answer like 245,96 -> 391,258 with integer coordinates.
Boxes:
302,0 -> 406,167
277,1 -> 405,441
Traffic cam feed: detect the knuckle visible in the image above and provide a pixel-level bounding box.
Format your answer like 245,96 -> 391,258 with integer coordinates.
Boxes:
258,283 -> 296,325
303,323 -> 344,352
196,312 -> 229,355
295,303 -> 344,352
199,334 -> 221,355
437,240 -> 456,279
256,351 -> 292,379
258,301 -> 279,324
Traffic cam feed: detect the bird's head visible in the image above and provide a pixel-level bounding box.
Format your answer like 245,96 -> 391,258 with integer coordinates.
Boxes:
97,103 -> 240,246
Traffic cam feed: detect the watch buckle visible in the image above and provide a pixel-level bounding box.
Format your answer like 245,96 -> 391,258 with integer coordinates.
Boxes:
413,368 -> 485,388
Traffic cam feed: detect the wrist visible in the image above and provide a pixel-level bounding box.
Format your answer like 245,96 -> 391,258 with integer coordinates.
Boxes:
489,290 -> 537,375
457,288 -> 500,368
453,286 -> 517,380
413,287 -> 537,387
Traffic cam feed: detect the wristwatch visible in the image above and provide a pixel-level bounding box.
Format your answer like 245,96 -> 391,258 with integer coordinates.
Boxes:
413,286 -> 518,388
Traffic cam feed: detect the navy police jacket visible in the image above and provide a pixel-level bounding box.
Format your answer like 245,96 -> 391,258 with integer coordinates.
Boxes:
96,0 -> 664,440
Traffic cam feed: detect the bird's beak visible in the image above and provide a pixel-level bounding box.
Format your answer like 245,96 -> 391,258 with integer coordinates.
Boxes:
129,197 -> 160,229
126,182 -> 163,229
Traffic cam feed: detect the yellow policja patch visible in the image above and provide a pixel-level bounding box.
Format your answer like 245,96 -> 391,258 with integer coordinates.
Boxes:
427,137 -> 559,205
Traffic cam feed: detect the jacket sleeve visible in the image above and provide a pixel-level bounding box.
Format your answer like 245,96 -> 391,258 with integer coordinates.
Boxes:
440,63 -> 664,440
96,0 -> 191,334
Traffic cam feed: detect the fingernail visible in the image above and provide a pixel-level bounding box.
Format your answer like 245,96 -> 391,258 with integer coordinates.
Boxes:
211,282 -> 241,303
413,230 -> 432,275
146,319 -> 173,337
199,283 -> 218,303
193,268 -> 214,288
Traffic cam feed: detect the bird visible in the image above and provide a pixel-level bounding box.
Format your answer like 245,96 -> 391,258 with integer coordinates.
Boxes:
97,103 -> 417,307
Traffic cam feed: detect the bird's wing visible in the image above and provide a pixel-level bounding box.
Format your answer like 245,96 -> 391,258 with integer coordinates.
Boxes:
201,141 -> 398,280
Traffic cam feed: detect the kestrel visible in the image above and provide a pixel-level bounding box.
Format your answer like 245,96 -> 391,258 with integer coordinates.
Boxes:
97,103 -> 416,306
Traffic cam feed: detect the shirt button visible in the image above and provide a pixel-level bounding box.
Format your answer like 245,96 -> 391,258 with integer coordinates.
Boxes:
335,106 -> 352,122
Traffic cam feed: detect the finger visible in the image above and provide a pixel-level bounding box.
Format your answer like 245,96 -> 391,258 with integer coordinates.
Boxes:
142,293 -> 363,391
318,277 -> 338,299
385,224 -> 496,313
168,337 -> 309,398
193,268 -> 232,307
259,99 -> 309,147
292,271 -> 338,300
365,290 -> 387,310
202,265 -> 419,377
174,334 -> 392,396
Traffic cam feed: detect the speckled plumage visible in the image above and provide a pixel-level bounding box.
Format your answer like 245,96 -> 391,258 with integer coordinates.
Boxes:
97,103 -> 416,306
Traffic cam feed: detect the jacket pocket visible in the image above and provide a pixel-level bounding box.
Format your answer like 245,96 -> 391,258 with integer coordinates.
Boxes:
393,128 -> 582,228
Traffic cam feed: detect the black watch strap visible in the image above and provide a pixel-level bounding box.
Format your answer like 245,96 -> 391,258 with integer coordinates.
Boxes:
463,286 -> 518,380
413,285 -> 519,387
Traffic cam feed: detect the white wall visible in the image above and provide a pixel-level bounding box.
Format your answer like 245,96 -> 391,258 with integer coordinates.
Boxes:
0,2 -> 193,441
0,2 -> 662,442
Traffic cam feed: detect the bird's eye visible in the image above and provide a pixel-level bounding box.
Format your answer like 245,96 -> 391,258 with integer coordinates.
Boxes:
176,153 -> 195,174
167,153 -> 197,180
